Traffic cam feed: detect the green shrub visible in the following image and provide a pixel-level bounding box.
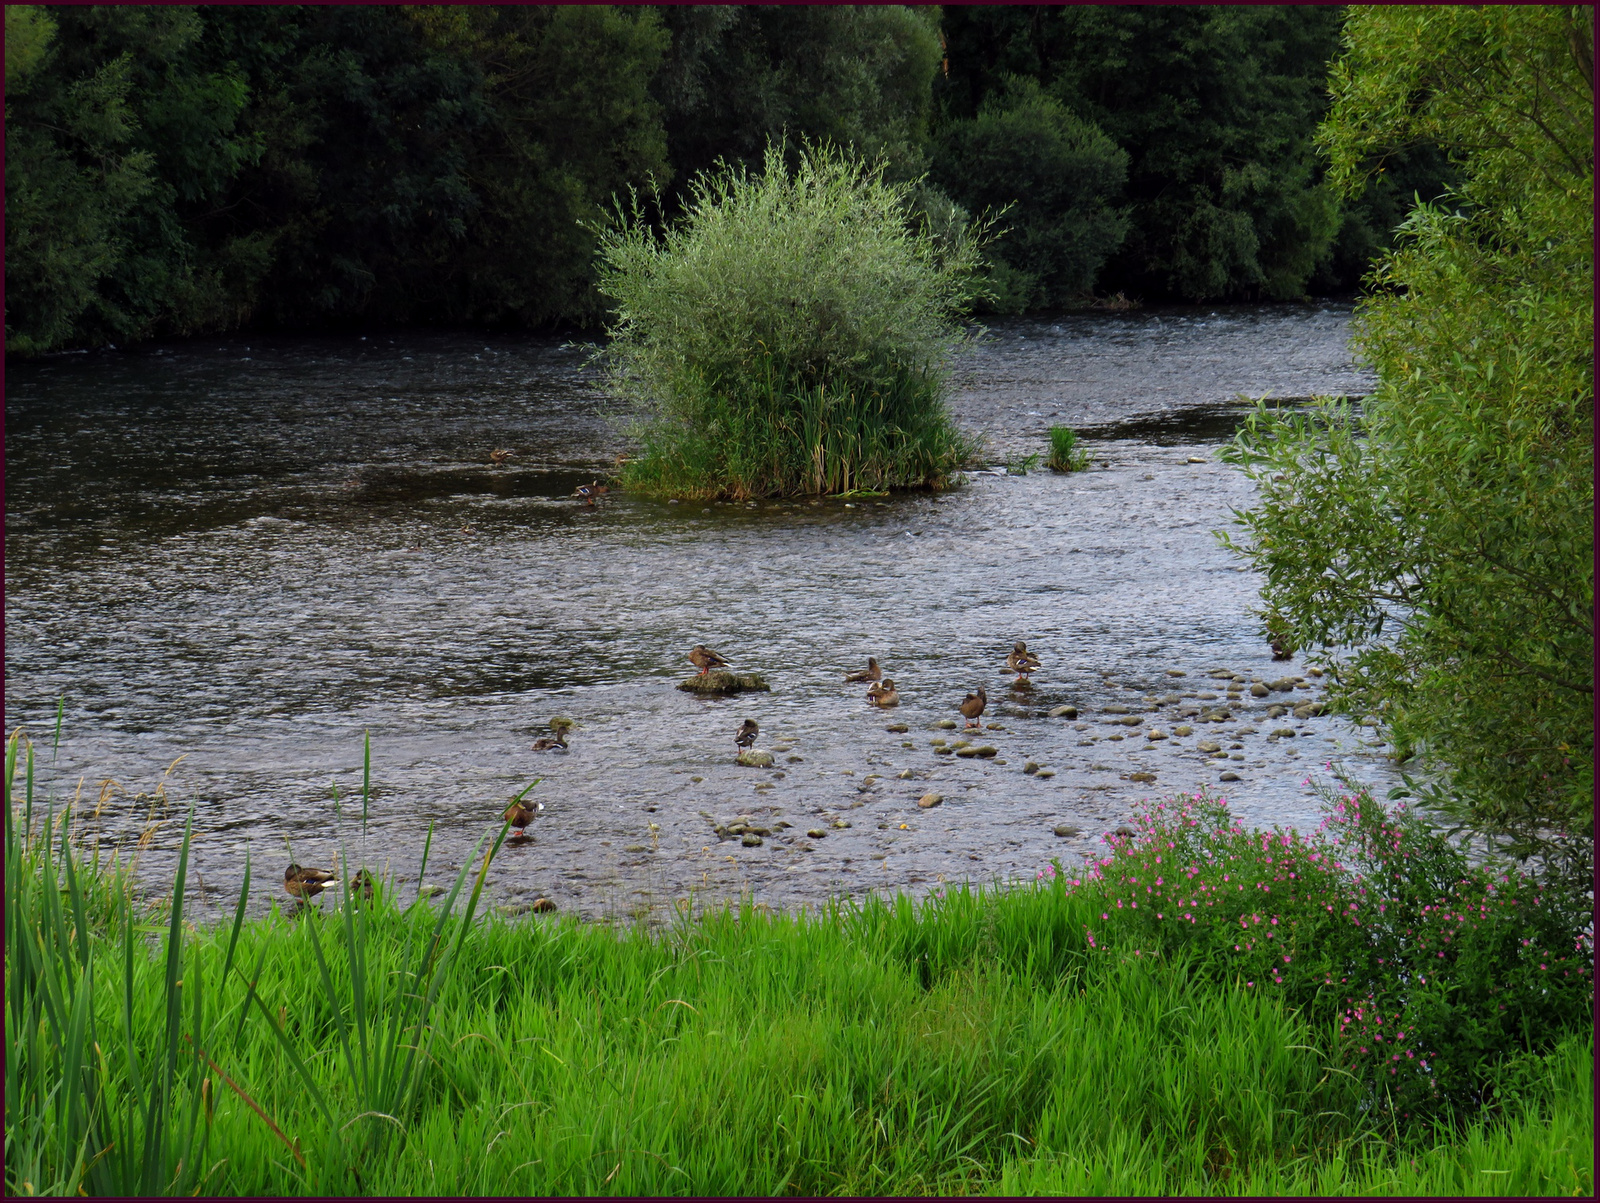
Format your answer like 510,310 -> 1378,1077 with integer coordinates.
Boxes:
1054,783 -> 1594,1124
1046,425 -> 1089,472
595,141 -> 983,499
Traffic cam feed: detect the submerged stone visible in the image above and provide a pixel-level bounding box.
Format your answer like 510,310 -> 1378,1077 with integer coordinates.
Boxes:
678,671 -> 771,695
736,749 -> 776,768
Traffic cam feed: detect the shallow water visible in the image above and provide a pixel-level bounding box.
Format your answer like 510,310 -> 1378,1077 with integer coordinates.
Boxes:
4,304 -> 1397,923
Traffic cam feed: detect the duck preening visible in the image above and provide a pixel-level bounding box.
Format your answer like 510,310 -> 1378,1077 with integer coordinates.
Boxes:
1006,641 -> 1042,683
504,796 -> 544,837
959,687 -> 988,728
844,656 -> 882,683
870,679 -> 900,707
574,481 -> 609,505
735,718 -> 759,748
688,644 -> 731,676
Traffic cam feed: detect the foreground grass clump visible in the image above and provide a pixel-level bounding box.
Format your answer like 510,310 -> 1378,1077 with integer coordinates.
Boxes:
596,142 -> 982,500
6,734 -> 1591,1196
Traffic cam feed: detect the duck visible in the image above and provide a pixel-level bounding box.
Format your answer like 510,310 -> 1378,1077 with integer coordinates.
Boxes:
872,679 -> 900,708
688,644 -> 731,676
574,481 -> 610,505
1006,641 -> 1042,683
504,796 -> 544,837
532,735 -> 568,752
735,718 -> 759,748
489,448 -> 513,465
284,863 -> 337,901
351,868 -> 376,901
844,656 -> 882,683
959,687 -> 988,728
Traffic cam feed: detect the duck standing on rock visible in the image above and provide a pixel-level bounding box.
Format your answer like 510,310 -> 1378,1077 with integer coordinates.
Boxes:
1006,641 -> 1042,683
689,644 -> 731,676
284,863 -> 337,901
574,481 -> 609,505
870,679 -> 900,707
735,718 -> 759,748
959,687 -> 987,728
844,656 -> 882,683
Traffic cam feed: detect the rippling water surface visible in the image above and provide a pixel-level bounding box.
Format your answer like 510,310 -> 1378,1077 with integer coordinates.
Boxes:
5,304 -> 1395,922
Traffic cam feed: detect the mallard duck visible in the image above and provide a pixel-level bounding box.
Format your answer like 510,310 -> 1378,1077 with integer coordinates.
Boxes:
284,863 -> 337,900
489,448 -> 513,465
959,687 -> 988,728
689,644 -> 731,676
504,796 -> 544,836
532,734 -> 568,752
844,656 -> 882,683
873,679 -> 900,708
735,718 -> 759,748
573,481 -> 609,505
1006,641 -> 1042,682
351,868 -> 376,901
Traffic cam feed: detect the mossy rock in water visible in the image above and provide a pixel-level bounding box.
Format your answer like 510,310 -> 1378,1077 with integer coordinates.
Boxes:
677,671 -> 771,695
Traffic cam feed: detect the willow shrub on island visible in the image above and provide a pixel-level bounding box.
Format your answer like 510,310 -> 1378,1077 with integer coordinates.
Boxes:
1218,6 -> 1594,889
595,142 -> 983,500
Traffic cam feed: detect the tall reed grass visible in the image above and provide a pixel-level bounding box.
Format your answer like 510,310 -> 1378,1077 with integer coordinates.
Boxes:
596,142 -> 984,500
6,731 -> 1591,1196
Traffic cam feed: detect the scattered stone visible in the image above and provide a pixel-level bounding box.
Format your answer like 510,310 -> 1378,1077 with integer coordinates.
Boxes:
1270,678 -> 1296,692
736,749 -> 776,768
1186,455 -> 1206,463
1198,691 -> 1218,701
1024,761 -> 1040,774
934,745 -> 954,755
885,723 -> 910,733
1198,740 -> 1222,754
1053,824 -> 1081,837
624,844 -> 648,853
1173,725 -> 1193,737
917,793 -> 943,808
678,671 -> 771,695
531,897 -> 557,913
897,769 -> 915,779
1229,753 -> 1245,762
975,745 -> 999,758
1308,667 -> 1324,677
1124,771 -> 1157,784
1272,728 -> 1297,739
1102,704 -> 1130,714
807,828 -> 828,838
690,776 -> 704,783
1219,771 -> 1241,782
496,903 -> 532,917
418,884 -> 445,899
786,756 -> 804,764
1114,824 -> 1137,837
935,719 -> 958,730
1146,730 -> 1167,741
1036,769 -> 1055,778
1049,705 -> 1078,718
1166,669 -> 1187,677
1266,704 -> 1287,718
742,833 -> 764,847
832,820 -> 851,829
1118,716 -> 1142,727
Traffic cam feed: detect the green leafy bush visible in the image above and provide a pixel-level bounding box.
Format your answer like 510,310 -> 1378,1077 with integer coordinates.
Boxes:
1218,6 -> 1594,883
596,141 -> 982,499
1055,784 -> 1593,1123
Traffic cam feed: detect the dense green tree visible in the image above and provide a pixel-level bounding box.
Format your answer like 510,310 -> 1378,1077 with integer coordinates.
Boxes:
930,76 -> 1127,311
653,5 -> 942,191
937,5 -> 1385,303
1221,6 -> 1593,889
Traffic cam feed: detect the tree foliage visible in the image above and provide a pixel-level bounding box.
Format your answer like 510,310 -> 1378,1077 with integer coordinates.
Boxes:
1220,6 -> 1594,881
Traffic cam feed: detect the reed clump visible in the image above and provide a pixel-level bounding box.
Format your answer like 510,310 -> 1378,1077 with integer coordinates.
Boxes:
1046,424 -> 1090,472
596,142 -> 984,500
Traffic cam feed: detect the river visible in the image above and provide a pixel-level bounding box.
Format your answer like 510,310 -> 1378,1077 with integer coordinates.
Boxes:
4,303 -> 1397,923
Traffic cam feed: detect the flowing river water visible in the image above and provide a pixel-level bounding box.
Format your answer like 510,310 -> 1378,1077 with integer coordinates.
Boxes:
4,303 -> 1399,924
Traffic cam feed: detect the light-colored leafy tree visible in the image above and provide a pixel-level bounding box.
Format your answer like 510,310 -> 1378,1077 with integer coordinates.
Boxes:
1219,6 -> 1593,887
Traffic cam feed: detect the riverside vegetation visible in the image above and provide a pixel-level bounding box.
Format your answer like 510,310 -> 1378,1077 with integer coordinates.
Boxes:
7,731 -> 1591,1197
597,143 -> 981,500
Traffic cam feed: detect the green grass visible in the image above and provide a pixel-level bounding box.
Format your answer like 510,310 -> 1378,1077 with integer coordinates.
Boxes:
6,734 -> 1592,1196
1047,425 -> 1091,472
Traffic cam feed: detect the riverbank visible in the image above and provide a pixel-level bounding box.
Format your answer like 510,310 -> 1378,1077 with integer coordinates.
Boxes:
9,735 -> 1591,1197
